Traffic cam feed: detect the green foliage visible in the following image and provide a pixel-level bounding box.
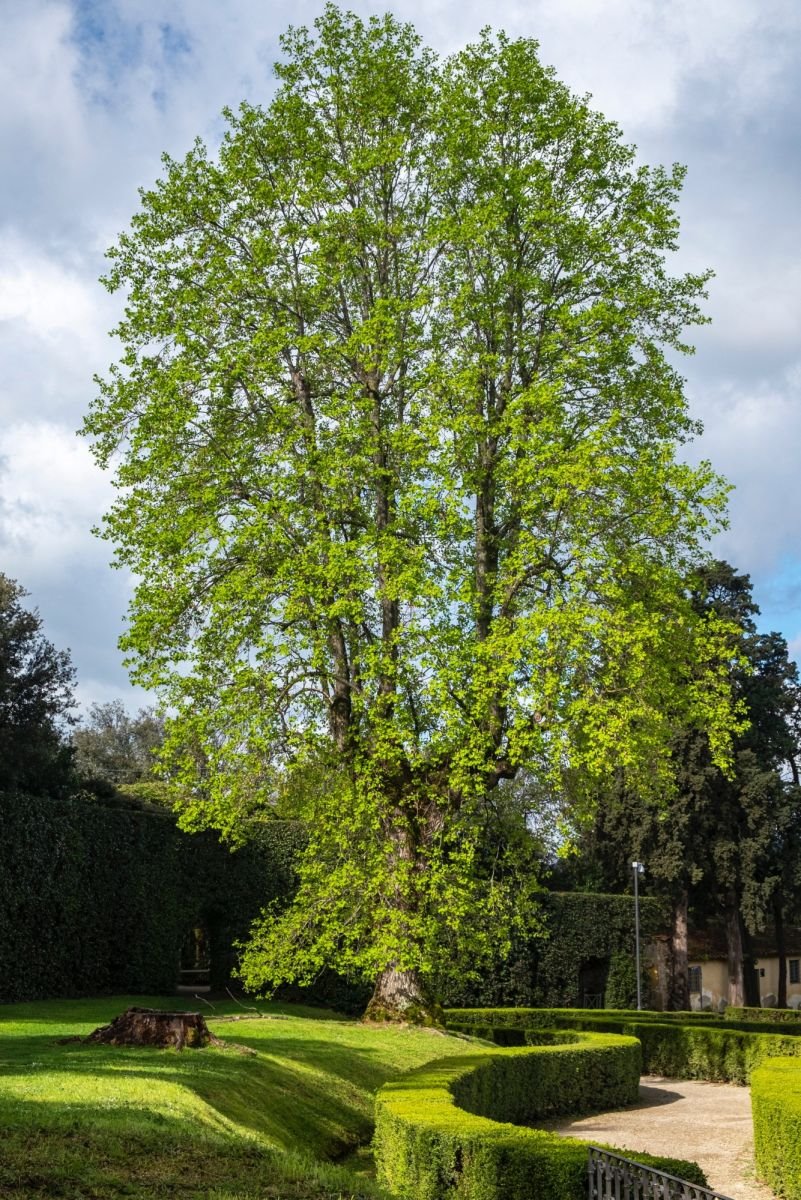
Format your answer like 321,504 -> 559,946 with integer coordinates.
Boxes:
632,1021 -> 801,1083
603,951 -> 640,1010
374,1033 -> 705,1200
440,892 -> 664,1008
446,1009 -> 720,1032
83,4 -> 738,1005
726,1005 -> 801,1023
556,562 -> 801,1008
446,1008 -> 801,1083
0,573 -> 75,796
0,788 -> 302,1002
752,1058 -> 801,1200
72,700 -> 165,786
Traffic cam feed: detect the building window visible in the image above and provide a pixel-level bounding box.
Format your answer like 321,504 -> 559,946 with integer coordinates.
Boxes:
790,959 -> 800,985
688,965 -> 702,993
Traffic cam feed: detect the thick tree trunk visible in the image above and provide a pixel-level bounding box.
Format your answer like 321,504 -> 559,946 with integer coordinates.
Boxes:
669,889 -> 690,1010
364,966 -> 441,1025
725,892 -> 746,1006
83,1007 -> 217,1049
775,895 -> 788,1009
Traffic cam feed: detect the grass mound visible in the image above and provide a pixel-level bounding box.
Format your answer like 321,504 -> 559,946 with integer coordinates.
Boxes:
0,995 -> 479,1199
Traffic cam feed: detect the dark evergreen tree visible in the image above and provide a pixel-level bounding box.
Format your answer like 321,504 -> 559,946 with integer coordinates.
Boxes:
556,561 -> 801,1008
0,574 -> 76,795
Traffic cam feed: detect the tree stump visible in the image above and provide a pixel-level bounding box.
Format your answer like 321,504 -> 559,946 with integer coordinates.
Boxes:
84,1007 -> 217,1049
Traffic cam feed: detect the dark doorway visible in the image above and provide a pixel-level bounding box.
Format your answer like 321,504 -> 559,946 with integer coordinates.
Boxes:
578,956 -> 608,1008
177,922 -> 211,993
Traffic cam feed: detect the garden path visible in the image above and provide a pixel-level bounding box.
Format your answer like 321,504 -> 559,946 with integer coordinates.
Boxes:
542,1075 -> 774,1200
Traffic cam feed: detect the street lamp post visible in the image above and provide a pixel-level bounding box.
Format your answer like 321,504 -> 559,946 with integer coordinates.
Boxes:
632,861 -> 645,1010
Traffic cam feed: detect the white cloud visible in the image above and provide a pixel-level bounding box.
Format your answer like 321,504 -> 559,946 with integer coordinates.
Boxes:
0,232 -> 118,424
0,234 -> 105,345
0,3 -> 85,159
0,421 -> 111,573
687,366 -> 801,572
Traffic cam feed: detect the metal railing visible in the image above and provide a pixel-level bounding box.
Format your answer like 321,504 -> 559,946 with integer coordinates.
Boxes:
588,1147 -> 734,1200
583,992 -> 604,1009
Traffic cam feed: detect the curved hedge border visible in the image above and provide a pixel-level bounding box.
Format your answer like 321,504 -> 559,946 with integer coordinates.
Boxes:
375,1031 -> 706,1200
447,1008 -> 801,1084
752,1057 -> 801,1199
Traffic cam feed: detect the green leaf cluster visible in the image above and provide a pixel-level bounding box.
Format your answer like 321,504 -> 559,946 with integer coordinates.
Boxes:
752,1057 -> 801,1199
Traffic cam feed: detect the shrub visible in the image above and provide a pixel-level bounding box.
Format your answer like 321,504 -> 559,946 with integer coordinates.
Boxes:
374,1032 -> 706,1200
727,1005 -> 801,1024
0,788 -> 303,1002
604,952 -> 641,1010
752,1058 -> 801,1199
446,1008 -> 801,1084
447,1007 -> 720,1030
439,892 -> 666,1009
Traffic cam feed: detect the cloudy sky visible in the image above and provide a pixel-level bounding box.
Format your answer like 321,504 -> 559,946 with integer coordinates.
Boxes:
2,0 -> 800,712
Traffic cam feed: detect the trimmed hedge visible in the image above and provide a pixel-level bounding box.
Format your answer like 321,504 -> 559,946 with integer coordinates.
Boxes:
448,1007 -> 721,1025
374,1032 -> 706,1200
0,788 -> 303,1002
727,1005 -> 801,1024
440,892 -> 665,1009
447,1008 -> 801,1084
752,1058 -> 801,1200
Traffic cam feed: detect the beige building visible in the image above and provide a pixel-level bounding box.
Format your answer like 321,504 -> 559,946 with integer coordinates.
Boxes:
687,928 -> 801,1009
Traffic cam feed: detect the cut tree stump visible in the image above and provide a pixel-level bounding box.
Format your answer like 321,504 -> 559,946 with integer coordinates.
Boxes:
84,1007 -> 218,1050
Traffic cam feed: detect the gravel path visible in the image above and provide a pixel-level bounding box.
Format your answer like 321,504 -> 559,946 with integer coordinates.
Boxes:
542,1076 -> 775,1200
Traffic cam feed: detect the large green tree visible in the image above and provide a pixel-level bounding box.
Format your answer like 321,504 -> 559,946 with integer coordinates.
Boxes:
83,7 -> 737,1019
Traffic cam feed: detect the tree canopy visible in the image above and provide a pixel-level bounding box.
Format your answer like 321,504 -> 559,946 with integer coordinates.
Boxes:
0,573 -> 75,795
72,700 -> 165,787
83,6 -> 738,1018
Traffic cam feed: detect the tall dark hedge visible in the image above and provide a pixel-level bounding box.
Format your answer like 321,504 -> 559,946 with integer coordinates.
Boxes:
0,788 -> 304,1002
440,891 -> 664,1008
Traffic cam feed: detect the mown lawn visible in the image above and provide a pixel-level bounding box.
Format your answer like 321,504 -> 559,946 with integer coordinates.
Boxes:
0,995 -> 477,1199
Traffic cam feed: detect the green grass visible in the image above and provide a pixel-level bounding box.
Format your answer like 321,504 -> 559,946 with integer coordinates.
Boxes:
0,995 -> 479,1199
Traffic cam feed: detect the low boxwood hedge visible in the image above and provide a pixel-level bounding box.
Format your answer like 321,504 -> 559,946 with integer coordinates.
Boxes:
633,1021 -> 801,1083
375,1031 -> 706,1200
727,1005 -> 801,1025
447,1007 -> 720,1029
447,1009 -> 801,1084
752,1057 -> 801,1199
